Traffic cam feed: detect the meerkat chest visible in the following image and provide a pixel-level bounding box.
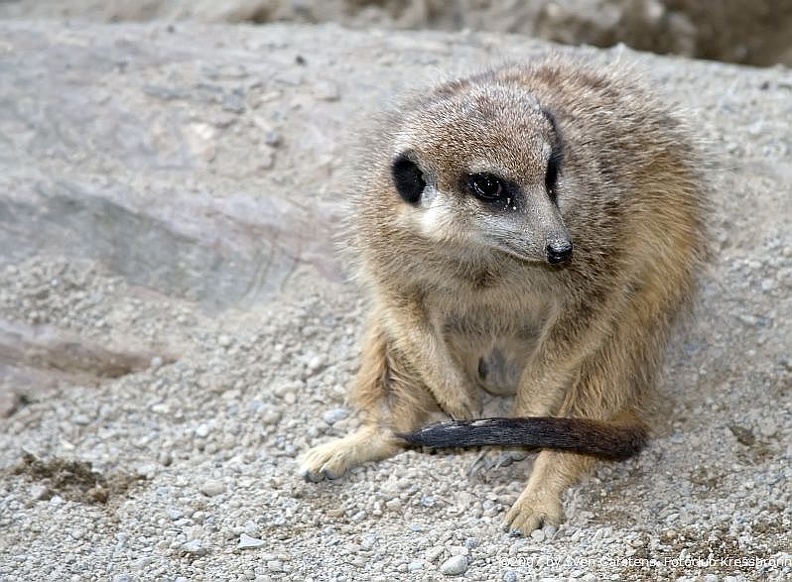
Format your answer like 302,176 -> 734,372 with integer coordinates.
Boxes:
437,296 -> 547,396
431,286 -> 551,341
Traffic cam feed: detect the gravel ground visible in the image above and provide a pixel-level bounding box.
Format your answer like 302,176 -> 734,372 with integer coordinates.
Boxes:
0,21 -> 790,581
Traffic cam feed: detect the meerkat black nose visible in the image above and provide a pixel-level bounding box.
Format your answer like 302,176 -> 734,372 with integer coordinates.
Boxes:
546,241 -> 573,264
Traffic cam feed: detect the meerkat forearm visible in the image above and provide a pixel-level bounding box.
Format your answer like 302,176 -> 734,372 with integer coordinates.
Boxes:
381,298 -> 481,420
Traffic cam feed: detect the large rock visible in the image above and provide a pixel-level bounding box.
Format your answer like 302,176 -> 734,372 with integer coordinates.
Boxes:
0,23 -> 346,310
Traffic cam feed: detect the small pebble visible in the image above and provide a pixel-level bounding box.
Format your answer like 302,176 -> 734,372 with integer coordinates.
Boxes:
439,554 -> 469,576
243,520 -> 260,536
181,539 -> 206,555
166,507 -> 183,520
421,495 -> 435,507
307,354 -> 324,370
238,533 -> 266,550
72,414 -> 91,426
29,484 -> 48,500
425,546 -> 444,563
200,480 -> 226,496
407,560 -> 424,572
266,560 -> 284,572
323,408 -> 349,425
360,533 -> 378,550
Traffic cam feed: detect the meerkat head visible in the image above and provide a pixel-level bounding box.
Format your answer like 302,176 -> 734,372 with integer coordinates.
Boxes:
388,78 -> 572,265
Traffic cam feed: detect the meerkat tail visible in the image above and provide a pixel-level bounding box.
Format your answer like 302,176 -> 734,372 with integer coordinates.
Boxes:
398,417 -> 648,461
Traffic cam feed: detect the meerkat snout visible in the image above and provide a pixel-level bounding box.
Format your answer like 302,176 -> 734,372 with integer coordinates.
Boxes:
546,239 -> 573,264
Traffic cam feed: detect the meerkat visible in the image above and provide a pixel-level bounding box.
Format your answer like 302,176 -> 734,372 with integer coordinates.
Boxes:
299,55 -> 708,534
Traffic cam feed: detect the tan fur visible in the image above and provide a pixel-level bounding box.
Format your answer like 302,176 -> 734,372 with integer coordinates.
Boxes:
299,56 -> 708,534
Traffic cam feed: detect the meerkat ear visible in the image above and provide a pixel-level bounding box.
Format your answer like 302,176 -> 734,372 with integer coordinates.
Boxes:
392,154 -> 426,205
545,145 -> 562,203
541,109 -> 564,204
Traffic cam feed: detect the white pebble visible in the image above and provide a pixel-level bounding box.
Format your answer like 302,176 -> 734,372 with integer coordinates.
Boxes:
439,554 -> 469,576
238,533 -> 266,550
181,539 -> 206,555
243,520 -> 260,536
200,480 -> 226,496
323,407 -> 349,425
166,508 -> 183,520
307,354 -> 324,370
425,546 -> 444,563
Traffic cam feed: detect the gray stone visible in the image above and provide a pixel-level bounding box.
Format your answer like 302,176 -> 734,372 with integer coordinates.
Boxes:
439,555 -> 469,576
200,480 -> 226,497
181,539 -> 207,555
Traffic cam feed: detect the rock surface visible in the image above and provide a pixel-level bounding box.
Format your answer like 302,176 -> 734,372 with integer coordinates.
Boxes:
0,20 -> 790,581
2,0 -> 791,66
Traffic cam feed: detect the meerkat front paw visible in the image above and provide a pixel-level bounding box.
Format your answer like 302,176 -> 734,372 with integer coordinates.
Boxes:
299,439 -> 352,482
298,426 -> 402,482
502,488 -> 564,535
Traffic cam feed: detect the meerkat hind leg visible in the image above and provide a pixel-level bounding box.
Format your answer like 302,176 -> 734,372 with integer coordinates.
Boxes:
504,449 -> 595,534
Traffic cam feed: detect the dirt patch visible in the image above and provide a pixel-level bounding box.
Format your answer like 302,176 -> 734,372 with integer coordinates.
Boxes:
8,452 -> 146,505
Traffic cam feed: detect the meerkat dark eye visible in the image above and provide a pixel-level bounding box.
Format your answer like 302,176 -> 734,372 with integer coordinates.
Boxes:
392,155 -> 426,205
545,147 -> 562,203
467,173 -> 505,201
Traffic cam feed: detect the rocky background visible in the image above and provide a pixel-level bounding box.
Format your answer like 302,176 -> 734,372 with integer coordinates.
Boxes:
0,2 -> 790,581
2,0 -> 792,66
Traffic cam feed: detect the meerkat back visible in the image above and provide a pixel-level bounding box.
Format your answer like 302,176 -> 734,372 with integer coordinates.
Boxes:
300,56 -> 708,535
